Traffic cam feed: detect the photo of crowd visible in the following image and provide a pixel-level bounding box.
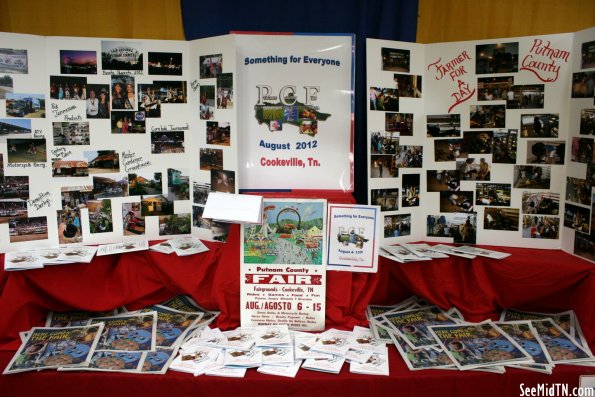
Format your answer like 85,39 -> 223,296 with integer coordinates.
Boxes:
522,215 -> 559,239
60,50 -> 97,75
381,47 -> 410,72
475,183 -> 511,206
580,109 -> 595,135
9,216 -> 47,243
384,214 -> 411,237
476,42 -> 518,74
0,200 -> 27,224
469,105 -> 505,128
526,140 -> 565,165
566,177 -> 592,206
513,165 -> 551,189
369,87 -> 399,111
148,52 -> 182,76
477,76 -> 513,101
426,114 -> 460,137
151,131 -> 185,154
521,192 -> 559,215
49,76 -> 87,100
426,170 -> 459,192
371,188 -> 399,212
484,207 -> 519,231
520,114 -> 559,138
492,129 -> 517,164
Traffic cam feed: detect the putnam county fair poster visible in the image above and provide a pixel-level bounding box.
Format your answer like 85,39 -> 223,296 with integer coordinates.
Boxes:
235,34 -> 354,191
241,199 -> 326,331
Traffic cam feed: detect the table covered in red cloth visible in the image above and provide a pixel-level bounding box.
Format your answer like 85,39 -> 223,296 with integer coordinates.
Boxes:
0,220 -> 593,395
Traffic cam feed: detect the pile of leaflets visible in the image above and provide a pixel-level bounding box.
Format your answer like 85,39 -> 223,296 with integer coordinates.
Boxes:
380,243 -> 511,263
3,237 -> 210,271
368,296 -> 594,373
3,295 -> 219,375
169,324 -> 389,377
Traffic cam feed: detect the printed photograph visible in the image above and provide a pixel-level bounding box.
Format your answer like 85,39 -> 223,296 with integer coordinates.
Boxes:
60,185 -> 92,209
101,41 -> 143,71
200,148 -> 223,171
522,192 -> 560,215
571,137 -> 593,163
216,73 -> 233,109
110,75 -> 136,110
153,80 -> 187,104
477,76 -> 513,101
7,138 -> 46,163
52,122 -> 90,146
522,215 -> 560,239
206,121 -> 230,146
9,216 -> 47,243
526,140 -> 565,165
151,130 -> 185,153
483,207 -> 519,231
401,173 -> 420,207
200,54 -> 222,78
462,130 -> 493,155
475,183 -> 511,206
57,208 -> 82,244
0,200 -> 27,224
571,71 -> 595,98
122,202 -> 144,235
513,165 -> 551,189
370,188 -> 399,212
200,85 -> 215,120
92,174 -> 129,199
141,194 -> 173,217
192,182 -> 210,205
138,84 -> 160,118
426,213 -> 476,244
395,145 -> 422,168
476,42 -> 519,74
385,112 -> 413,136
469,105 -> 505,128
520,114 -> 559,138
86,84 -> 110,119
574,230 -> 593,261
49,76 -> 87,100
393,73 -> 422,98
434,139 -> 463,161
167,168 -> 189,201
427,170 -> 460,192
0,176 -> 29,200
370,155 -> 398,178
159,214 -> 191,236
52,159 -> 89,177
381,47 -> 410,72
582,40 -> 595,69
128,171 -> 162,196
566,177 -> 592,206
0,48 -> 27,74
192,205 -> 209,229
564,202 -> 591,233
211,221 -> 231,242
60,50 -> 97,74
5,93 -> 45,118
369,87 -> 399,111
384,213 -> 411,238
111,111 -> 145,134
210,169 -> 235,193
580,109 -> 595,135
492,129 -> 517,164
506,84 -> 545,109
440,191 -> 474,213
148,52 -> 182,75
87,199 -> 113,234
426,114 -> 460,138
0,119 -> 31,139
0,75 -> 13,99
84,150 -> 120,174
371,131 -> 398,154
457,158 -> 491,181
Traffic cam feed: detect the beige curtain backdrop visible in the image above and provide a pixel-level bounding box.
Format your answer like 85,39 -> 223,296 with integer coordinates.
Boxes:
0,0 -> 593,42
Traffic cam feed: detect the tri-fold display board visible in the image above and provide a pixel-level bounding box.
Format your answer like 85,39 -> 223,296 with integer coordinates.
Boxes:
367,27 -> 595,261
0,32 -> 354,253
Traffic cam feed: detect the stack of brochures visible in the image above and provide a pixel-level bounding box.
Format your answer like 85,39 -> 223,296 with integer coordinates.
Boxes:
367,296 -> 595,373
3,295 -> 219,375
379,243 -> 511,263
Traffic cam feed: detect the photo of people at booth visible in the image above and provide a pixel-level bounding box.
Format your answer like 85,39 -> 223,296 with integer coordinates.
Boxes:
477,76 -> 513,101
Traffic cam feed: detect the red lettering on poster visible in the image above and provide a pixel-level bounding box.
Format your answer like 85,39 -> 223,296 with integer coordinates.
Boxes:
428,51 -> 475,113
520,39 -> 569,83
245,274 -> 322,285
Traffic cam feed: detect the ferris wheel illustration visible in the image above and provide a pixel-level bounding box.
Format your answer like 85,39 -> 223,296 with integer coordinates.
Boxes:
276,207 -> 301,233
